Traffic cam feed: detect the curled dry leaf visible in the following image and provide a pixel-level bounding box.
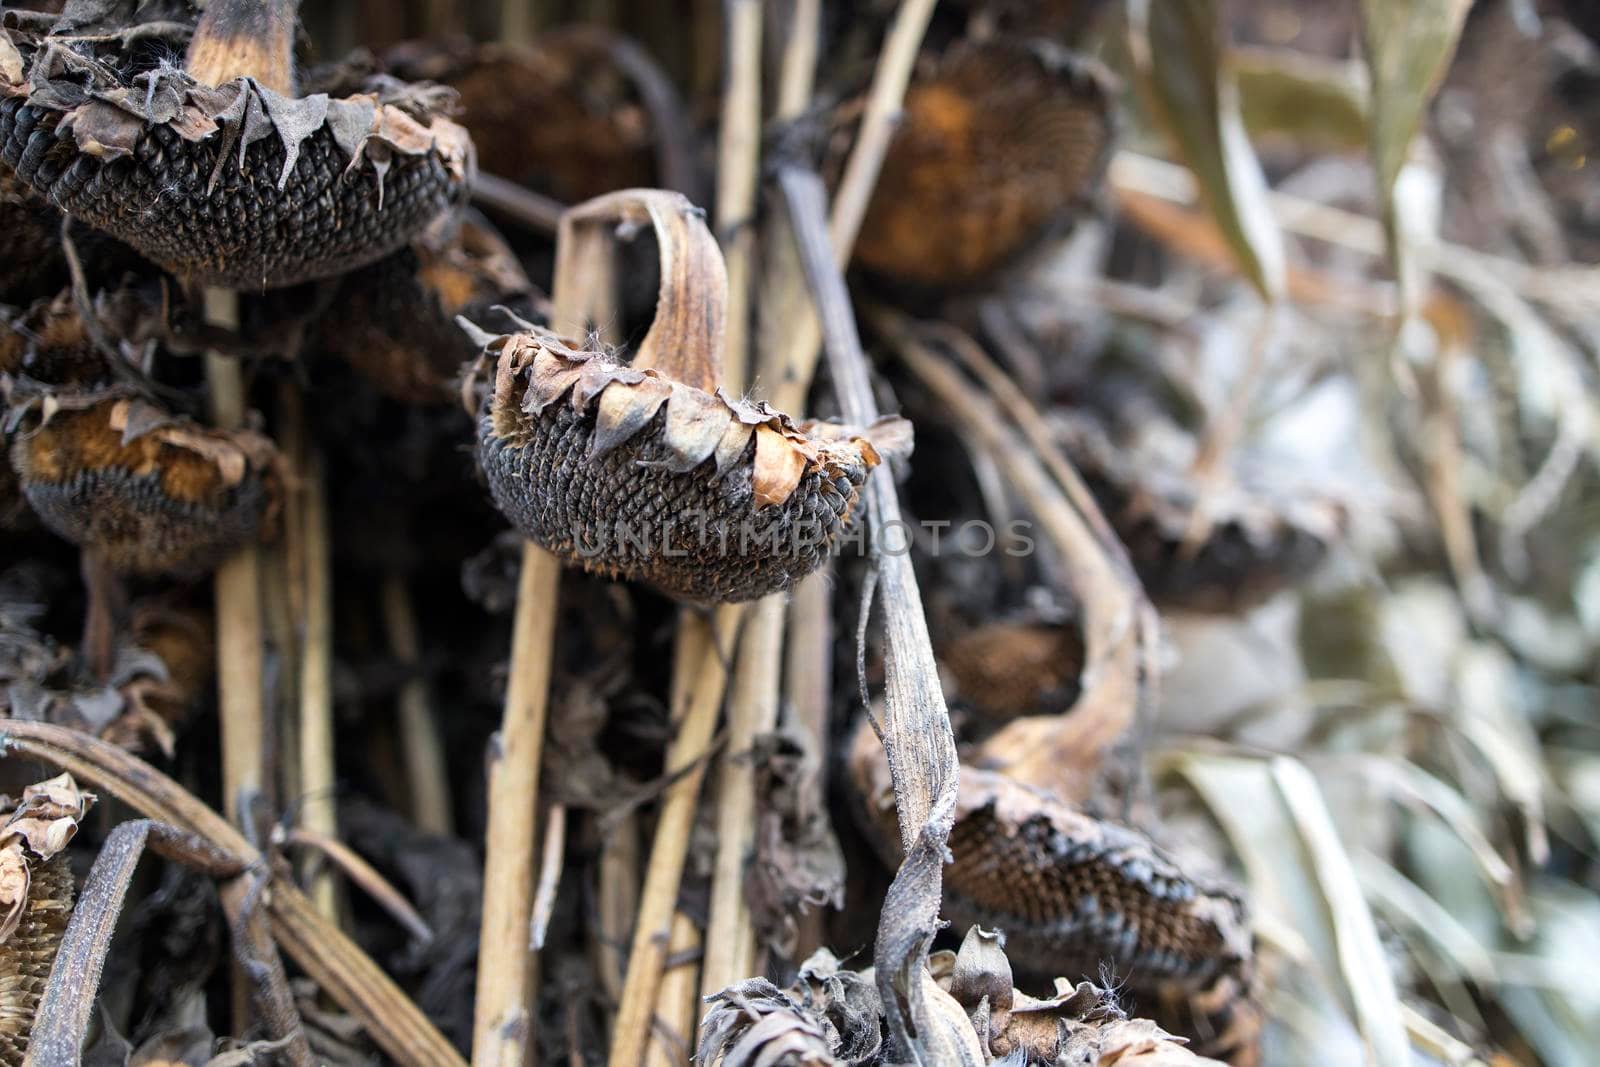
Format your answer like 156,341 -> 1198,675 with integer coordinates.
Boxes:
699,949 -> 884,1066
934,928 -> 1231,1065
698,979 -> 842,1067
1128,0 -> 1285,303
745,732 -> 846,958
0,21 -> 474,289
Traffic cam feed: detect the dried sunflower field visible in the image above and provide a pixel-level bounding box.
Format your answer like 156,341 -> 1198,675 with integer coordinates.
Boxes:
1,0 -> 1598,1064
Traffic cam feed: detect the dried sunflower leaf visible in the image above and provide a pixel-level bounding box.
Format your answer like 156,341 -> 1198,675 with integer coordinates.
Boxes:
1129,0 -> 1285,303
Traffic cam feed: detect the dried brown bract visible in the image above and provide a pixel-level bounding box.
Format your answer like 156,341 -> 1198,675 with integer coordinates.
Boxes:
852,38 -> 1114,289
0,773 -> 92,1063
935,928 -> 1227,1065
1060,414 -> 1347,614
699,949 -> 884,1067
10,397 -> 281,576
317,212 -> 535,404
0,4 -> 475,290
470,190 -> 909,603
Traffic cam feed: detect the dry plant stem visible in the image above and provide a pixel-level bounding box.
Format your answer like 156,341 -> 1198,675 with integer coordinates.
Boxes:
0,721 -> 466,1067
828,0 -> 939,256
775,0 -> 821,120
756,0 -> 935,410
608,605 -> 744,1067
785,570 -> 831,959
878,311 -> 1154,795
79,553 -> 124,683
471,542 -> 559,1067
467,182 -> 645,1067
703,0 -> 782,978
780,168 -> 960,1057
381,574 -> 454,835
283,827 -> 433,945
919,317 -> 1125,562
715,0 -> 762,394
645,911 -> 703,1067
203,292 -> 266,831
700,596 -> 783,1004
1190,301 -> 1277,481
473,172 -> 565,236
529,802 -> 566,949
286,398 -> 338,921
594,811 -> 639,1009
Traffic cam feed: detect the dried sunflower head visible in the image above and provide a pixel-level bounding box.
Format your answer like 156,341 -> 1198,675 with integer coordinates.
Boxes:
470,189 -> 910,604
9,396 -> 281,576
380,28 -> 658,204
473,328 -> 897,603
317,212 -> 535,404
849,723 -> 1259,1065
0,773 -> 91,1064
1060,412 -> 1347,614
940,620 -> 1086,720
0,0 -> 475,290
851,37 -> 1114,289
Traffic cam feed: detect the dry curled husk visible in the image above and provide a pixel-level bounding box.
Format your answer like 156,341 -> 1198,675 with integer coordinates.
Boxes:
849,723 -> 1261,1066
699,939 -> 1228,1067
851,37 -> 1115,289
0,24 -> 474,289
471,325 -> 910,603
0,773 -> 91,1064
1059,413 -> 1347,615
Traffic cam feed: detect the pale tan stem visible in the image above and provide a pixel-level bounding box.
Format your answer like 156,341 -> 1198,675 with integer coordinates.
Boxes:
645,911 -> 704,1067
594,811 -> 640,1011
203,293 -> 264,832
700,595 -> 783,1007
775,0 -> 821,121
716,0 -> 763,393
381,574 -> 453,835
828,0 -> 939,257
757,0 -> 937,411
608,605 -> 744,1067
471,544 -> 560,1067
297,441 -> 337,920
501,0 -> 538,48
784,569 -> 831,960
529,802 -> 567,950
